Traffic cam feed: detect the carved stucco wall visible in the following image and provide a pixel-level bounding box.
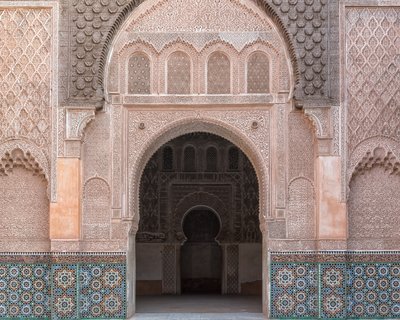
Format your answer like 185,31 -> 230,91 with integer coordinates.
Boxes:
286,111 -> 316,240
0,4 -> 57,200
106,0 -> 293,101
0,167 -> 49,251
82,178 -> 111,240
0,4 -> 56,253
126,111 -> 270,230
346,7 -> 400,156
82,111 -> 111,180
345,6 -> 400,248
348,167 -> 400,249
59,0 -> 338,104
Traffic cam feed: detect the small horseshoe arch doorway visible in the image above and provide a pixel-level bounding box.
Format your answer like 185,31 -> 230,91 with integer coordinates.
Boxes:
135,132 -> 262,313
180,206 -> 222,294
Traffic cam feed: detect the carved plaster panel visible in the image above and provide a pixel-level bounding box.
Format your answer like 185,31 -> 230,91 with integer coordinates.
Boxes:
348,165 -> 400,246
126,109 -> 270,231
274,104 -> 287,209
65,107 -> 96,140
344,5 -> 400,201
0,140 -> 49,184
260,0 -> 331,99
82,111 -> 111,180
0,2 -> 58,201
346,7 -> 400,155
106,0 -> 294,100
304,107 -> 331,139
0,167 -> 49,252
63,0 -> 339,103
348,137 -> 400,185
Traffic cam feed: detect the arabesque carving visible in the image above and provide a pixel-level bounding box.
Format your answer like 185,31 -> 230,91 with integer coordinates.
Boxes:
260,0 -> 329,98
66,107 -> 96,140
127,110 -> 270,229
0,8 -> 52,149
105,0 -> 295,100
346,7 -> 400,154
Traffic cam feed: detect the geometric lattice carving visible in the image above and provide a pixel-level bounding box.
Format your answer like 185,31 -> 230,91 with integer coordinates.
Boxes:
287,178 -> 315,240
353,147 -> 400,178
128,52 -> 150,94
228,147 -> 240,171
226,244 -> 239,294
82,178 -> 111,240
139,133 -> 260,243
0,8 -> 51,148
139,154 -> 159,234
162,146 -> 174,171
247,51 -> 269,93
349,166 -> 400,242
162,245 -> 177,294
167,51 -> 191,94
0,167 -> 49,246
346,7 -> 400,153
128,0 -> 273,33
288,112 -> 315,181
0,148 -> 45,178
205,147 -> 218,172
266,0 -> 329,97
207,52 -> 231,94
242,156 -> 260,242
183,146 -> 196,172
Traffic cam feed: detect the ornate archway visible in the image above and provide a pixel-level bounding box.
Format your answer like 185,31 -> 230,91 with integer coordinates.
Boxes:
101,0 -> 296,316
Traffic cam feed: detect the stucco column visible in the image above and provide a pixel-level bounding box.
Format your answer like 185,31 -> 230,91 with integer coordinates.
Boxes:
316,156 -> 347,243
49,158 -> 81,241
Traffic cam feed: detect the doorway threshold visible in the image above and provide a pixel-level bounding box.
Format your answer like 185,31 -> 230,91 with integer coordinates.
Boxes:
132,295 -> 265,319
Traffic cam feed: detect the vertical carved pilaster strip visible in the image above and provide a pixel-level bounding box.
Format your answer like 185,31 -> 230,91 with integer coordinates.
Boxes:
276,104 -> 286,209
162,244 -> 177,294
226,244 -> 239,294
111,105 -> 122,216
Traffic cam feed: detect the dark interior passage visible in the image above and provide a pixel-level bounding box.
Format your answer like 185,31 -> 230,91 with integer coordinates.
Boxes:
181,208 -> 222,293
136,132 -> 262,299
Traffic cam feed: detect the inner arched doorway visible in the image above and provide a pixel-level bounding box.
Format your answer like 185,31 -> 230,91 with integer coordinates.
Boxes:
181,207 -> 222,294
135,132 -> 262,312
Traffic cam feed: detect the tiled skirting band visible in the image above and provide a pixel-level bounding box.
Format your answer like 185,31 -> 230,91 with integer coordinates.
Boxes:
270,251 -> 400,319
0,252 -> 126,319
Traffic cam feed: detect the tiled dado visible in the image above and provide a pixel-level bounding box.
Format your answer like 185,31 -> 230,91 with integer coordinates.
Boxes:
271,252 -> 400,319
0,253 -> 126,319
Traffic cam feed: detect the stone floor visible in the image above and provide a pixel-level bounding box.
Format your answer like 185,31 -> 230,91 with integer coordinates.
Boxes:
130,295 -> 265,319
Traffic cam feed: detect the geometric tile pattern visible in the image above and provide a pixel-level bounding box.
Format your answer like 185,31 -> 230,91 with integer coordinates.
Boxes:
0,264 -> 50,319
271,253 -> 400,319
0,254 -> 126,319
347,263 -> 400,319
270,263 -> 318,318
79,264 -> 126,319
320,263 -> 346,319
52,264 -> 78,319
